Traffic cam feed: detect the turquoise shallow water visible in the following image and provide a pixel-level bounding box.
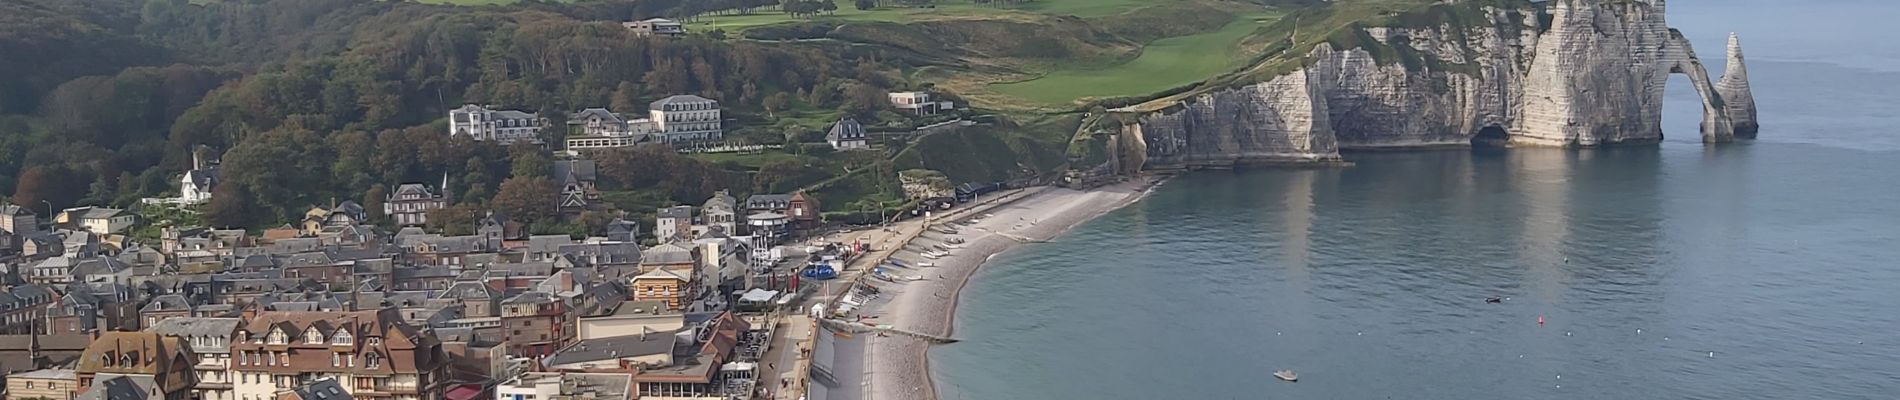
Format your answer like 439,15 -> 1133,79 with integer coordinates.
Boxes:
934,1 -> 1900,398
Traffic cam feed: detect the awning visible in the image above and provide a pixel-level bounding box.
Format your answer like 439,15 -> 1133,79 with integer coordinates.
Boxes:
740,288 -> 782,303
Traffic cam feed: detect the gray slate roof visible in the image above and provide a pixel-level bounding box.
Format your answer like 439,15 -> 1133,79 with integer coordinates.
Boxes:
641,243 -> 693,265
545,330 -> 681,366
649,94 -> 717,110
656,205 -> 694,220
146,317 -> 242,353
828,118 -> 866,141
554,160 -> 597,183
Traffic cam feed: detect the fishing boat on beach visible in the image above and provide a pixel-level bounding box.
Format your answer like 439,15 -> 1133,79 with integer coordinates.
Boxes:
1274,370 -> 1298,382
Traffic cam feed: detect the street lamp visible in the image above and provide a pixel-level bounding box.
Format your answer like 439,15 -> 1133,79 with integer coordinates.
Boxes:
40,200 -> 52,223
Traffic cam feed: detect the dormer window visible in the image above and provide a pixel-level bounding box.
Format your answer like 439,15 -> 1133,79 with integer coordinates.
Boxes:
304,327 -> 324,344
365,353 -> 381,370
332,330 -> 353,346
266,327 -> 288,345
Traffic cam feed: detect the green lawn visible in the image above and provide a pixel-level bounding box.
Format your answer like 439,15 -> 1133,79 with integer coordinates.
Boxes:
690,151 -> 803,169
987,11 -> 1278,106
692,0 -> 1158,31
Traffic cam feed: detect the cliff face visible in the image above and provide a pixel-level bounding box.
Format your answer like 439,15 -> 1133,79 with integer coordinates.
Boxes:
1126,0 -> 1759,169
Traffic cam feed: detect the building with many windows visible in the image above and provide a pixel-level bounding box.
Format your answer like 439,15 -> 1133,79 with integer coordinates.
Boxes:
647,95 -> 722,143
147,317 -> 242,400
74,331 -> 198,400
383,183 -> 447,227
448,105 -> 545,144
229,309 -> 447,400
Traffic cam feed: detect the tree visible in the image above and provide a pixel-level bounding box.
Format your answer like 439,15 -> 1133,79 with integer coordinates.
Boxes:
509,143 -> 552,178
856,0 -> 876,10
363,185 -> 387,223
491,176 -> 557,224
843,82 -> 888,118
426,204 -> 483,236
611,81 -> 641,112
763,92 -> 791,118
205,183 -> 255,228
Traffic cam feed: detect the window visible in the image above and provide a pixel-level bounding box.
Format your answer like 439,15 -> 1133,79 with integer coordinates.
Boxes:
332,331 -> 353,346
305,327 -> 324,344
366,353 -> 381,370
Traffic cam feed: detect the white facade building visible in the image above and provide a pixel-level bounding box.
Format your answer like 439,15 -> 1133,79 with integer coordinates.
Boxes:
888,91 -> 955,115
449,104 -> 546,144
648,95 -> 722,143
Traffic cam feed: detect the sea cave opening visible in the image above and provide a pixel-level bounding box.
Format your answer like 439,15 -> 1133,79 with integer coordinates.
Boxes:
1471,126 -> 1510,147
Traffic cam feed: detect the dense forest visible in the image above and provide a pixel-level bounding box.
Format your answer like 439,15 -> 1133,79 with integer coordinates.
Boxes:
0,0 -> 923,232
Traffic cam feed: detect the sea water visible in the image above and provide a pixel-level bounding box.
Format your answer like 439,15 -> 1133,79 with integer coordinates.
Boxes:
934,1 -> 1900,398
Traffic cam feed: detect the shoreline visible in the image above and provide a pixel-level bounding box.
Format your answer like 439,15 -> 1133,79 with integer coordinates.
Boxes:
826,176 -> 1164,400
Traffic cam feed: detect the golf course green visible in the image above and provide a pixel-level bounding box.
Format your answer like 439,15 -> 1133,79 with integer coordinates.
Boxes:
988,12 -> 1275,107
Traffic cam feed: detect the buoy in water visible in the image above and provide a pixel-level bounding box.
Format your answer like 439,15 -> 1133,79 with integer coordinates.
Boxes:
1709,352 -> 1715,358
1566,332 -> 1572,336
1538,315 -> 1546,326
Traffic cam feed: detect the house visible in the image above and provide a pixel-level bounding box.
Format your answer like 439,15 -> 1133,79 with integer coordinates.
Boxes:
623,17 -> 685,37
448,105 -> 546,144
277,378 -> 354,400
568,108 -> 634,137
180,147 -> 221,205
543,330 -> 680,371
2,204 -> 39,234
605,219 -> 639,243
74,331 -> 198,400
786,192 -> 820,229
145,317 -> 242,400
654,206 -> 694,242
6,368 -> 79,400
48,283 -> 142,333
647,95 -> 722,143
386,182 -> 448,227
697,191 -> 739,239
638,243 -> 697,275
434,282 -> 503,319
746,212 -> 790,246
552,160 -> 599,212
563,108 -> 655,150
628,312 -> 748,397
0,334 -> 91,375
0,283 -> 53,334
629,268 -> 694,311
229,309 -> 449,400
496,372 -> 631,400
57,207 -> 136,234
71,256 -> 133,285
575,300 -> 681,340
300,202 -> 364,236
748,192 -> 820,231
889,91 -> 955,116
827,118 -> 870,150
498,292 -> 573,358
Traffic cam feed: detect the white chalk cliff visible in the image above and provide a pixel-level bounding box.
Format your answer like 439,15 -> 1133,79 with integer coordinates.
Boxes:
1124,0 -> 1759,169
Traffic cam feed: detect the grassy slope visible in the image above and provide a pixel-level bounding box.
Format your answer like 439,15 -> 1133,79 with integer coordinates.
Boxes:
692,0 -> 1158,31
987,10 -> 1278,107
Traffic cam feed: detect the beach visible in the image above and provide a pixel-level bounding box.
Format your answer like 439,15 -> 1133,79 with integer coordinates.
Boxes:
816,177 -> 1160,400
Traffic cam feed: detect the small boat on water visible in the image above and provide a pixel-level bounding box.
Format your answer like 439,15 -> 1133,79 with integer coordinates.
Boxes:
1274,370 -> 1298,382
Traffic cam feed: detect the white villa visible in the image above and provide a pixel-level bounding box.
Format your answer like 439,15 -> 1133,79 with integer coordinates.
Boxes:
889,91 -> 955,116
563,95 -> 723,150
450,104 -> 546,144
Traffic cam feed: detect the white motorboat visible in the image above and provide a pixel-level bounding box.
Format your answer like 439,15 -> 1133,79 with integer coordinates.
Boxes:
1274,370 -> 1298,382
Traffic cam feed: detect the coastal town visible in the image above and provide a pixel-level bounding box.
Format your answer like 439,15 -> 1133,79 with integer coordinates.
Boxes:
0,51 -> 1148,399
